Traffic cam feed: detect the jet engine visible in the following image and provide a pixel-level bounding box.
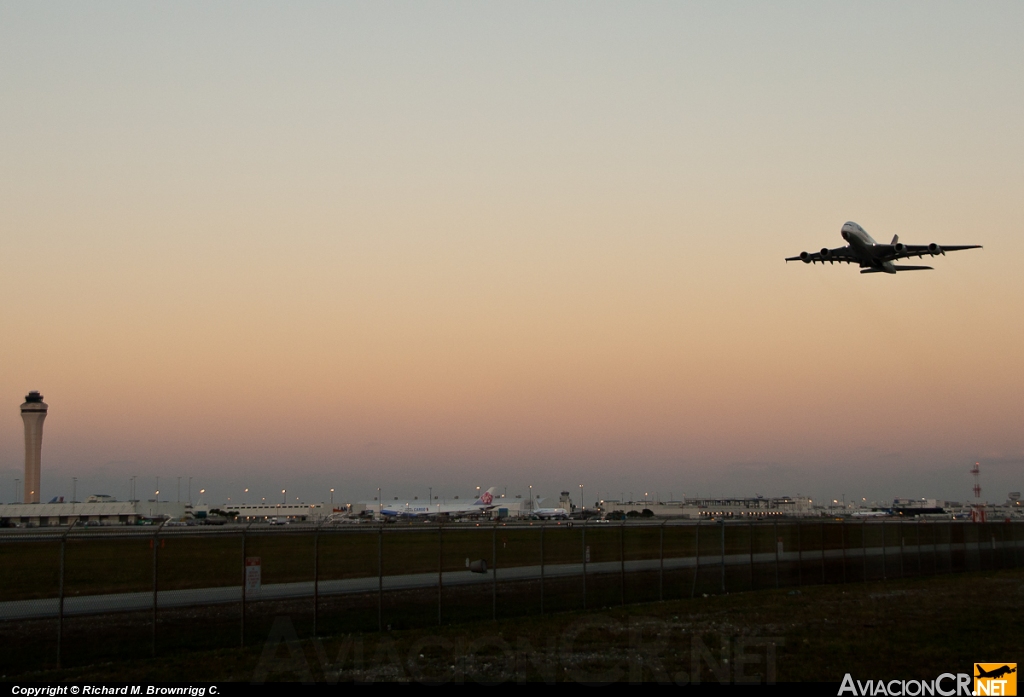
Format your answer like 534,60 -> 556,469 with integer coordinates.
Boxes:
928,243 -> 944,256
820,248 -> 831,258
799,251 -> 810,263
894,242 -> 906,253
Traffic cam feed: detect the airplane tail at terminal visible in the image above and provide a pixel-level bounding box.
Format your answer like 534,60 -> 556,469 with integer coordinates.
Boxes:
473,487 -> 497,506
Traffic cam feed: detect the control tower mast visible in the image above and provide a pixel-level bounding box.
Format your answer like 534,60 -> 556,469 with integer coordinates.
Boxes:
20,391 -> 48,504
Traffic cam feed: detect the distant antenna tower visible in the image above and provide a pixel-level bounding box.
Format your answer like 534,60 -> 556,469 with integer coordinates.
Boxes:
970,462 -> 986,523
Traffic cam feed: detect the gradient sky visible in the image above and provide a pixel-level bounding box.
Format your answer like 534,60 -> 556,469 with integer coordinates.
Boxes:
2,2 -> 1022,507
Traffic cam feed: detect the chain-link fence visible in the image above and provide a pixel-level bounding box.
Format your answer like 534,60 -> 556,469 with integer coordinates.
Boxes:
0,519 -> 1020,674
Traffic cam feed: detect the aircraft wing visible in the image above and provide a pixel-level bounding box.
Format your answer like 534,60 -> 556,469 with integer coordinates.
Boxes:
877,243 -> 983,261
785,246 -> 858,264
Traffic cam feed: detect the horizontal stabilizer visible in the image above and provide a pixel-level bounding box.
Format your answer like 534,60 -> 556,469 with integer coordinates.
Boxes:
860,265 -> 934,274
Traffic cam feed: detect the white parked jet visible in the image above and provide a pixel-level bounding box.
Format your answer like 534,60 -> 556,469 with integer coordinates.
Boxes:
786,221 -> 981,274
380,487 -> 497,519
531,507 -> 569,520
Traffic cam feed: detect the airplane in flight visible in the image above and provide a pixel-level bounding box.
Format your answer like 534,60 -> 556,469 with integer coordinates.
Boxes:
380,487 -> 498,519
786,221 -> 981,274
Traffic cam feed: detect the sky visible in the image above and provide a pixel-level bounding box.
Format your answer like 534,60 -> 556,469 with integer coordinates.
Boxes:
1,2 -> 1022,508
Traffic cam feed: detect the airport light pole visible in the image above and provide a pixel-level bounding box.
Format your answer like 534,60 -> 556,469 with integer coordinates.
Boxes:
15,479 -> 20,504
529,484 -> 533,514
282,489 -> 286,505
580,484 -> 584,513
330,488 -> 334,507
188,477 -> 192,505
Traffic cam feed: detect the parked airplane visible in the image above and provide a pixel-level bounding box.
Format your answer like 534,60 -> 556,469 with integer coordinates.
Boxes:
532,507 -> 569,520
380,487 -> 498,519
786,221 -> 981,274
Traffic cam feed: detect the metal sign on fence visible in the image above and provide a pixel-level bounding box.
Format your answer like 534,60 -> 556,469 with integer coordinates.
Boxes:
245,556 -> 261,592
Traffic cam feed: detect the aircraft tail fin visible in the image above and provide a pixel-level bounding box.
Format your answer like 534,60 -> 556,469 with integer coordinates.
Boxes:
890,234 -> 899,244
473,487 -> 498,506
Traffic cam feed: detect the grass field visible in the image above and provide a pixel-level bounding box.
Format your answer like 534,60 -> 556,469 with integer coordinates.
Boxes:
1,520 -> 1019,680
17,567 -> 1023,684
0,520 -> 1018,600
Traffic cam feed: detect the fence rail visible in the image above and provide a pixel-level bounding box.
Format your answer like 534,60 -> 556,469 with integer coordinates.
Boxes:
0,519 -> 1020,673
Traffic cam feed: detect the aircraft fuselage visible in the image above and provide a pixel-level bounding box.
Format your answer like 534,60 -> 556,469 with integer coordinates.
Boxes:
840,222 -> 897,274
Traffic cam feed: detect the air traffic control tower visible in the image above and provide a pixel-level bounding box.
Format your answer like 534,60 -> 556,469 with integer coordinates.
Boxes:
21,391 -> 47,504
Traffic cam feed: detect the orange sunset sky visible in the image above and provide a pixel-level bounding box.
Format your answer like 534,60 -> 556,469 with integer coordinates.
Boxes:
2,3 -> 1021,506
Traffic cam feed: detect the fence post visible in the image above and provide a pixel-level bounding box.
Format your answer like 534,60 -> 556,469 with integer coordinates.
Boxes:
437,522 -> 443,626
899,519 -> 905,578
862,520 -> 867,581
57,520 -> 75,669
921,519 -> 929,573
720,520 -> 726,594
881,520 -> 887,580
240,523 -> 247,648
313,521 -> 320,637
773,519 -> 779,589
581,520 -> 587,610
797,521 -> 802,587
691,520 -> 700,598
659,521 -> 665,602
152,519 -> 167,658
492,522 -> 497,621
620,520 -> 626,605
945,521 -> 951,574
748,521 -> 754,591
841,519 -> 847,584
820,521 -> 825,585
377,524 -> 383,632
539,524 -> 545,615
